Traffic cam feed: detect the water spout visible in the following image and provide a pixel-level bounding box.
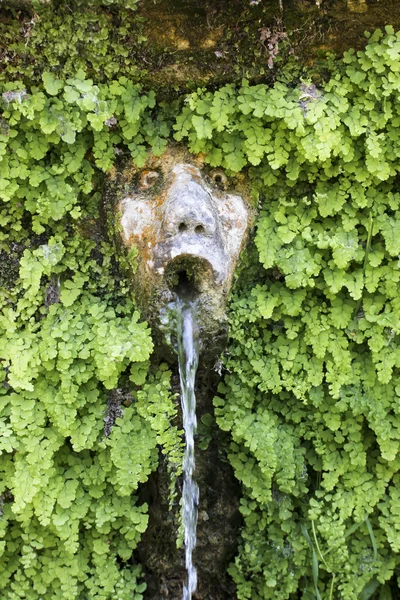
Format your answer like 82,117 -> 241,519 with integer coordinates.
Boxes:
117,159 -> 251,352
114,155 -> 251,595
177,300 -> 199,600
173,269 -> 197,302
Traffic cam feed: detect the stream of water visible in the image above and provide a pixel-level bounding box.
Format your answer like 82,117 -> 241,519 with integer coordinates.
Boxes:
176,299 -> 199,600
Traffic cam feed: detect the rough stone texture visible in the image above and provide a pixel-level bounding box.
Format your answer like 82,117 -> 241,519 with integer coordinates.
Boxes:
347,0 -> 367,13
112,147 -> 253,357
2,0 -> 400,93
136,0 -> 400,91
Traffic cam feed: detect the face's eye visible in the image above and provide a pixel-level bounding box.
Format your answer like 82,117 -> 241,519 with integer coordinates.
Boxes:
210,169 -> 228,190
139,170 -> 160,190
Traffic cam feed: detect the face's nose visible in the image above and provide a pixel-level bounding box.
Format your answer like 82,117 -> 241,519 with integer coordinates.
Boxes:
163,177 -> 217,238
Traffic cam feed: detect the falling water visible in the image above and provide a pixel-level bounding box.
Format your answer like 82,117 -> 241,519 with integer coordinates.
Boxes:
176,299 -> 199,600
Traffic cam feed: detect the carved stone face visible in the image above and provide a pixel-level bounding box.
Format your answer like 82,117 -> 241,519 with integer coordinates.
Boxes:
116,157 -> 250,350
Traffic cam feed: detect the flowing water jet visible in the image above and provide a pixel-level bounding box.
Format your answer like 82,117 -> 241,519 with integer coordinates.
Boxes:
176,299 -> 199,599
158,292 -> 200,598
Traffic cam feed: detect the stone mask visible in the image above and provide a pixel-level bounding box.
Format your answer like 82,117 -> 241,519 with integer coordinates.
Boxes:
117,158 -> 251,353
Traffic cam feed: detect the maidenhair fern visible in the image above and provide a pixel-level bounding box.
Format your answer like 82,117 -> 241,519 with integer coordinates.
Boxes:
1,21 -> 400,600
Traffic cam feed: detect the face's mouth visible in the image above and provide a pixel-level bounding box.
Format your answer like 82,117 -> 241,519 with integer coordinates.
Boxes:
164,255 -> 213,301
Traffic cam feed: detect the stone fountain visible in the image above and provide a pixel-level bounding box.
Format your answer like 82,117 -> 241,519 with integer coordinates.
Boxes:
106,147 -> 252,599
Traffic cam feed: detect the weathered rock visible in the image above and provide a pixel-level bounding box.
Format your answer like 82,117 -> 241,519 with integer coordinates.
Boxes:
2,0 -> 400,93
136,0 -> 400,91
112,147 -> 253,357
347,0 -> 367,13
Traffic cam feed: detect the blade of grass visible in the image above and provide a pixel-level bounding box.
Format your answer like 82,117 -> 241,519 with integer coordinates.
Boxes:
362,215 -> 374,275
365,516 -> 377,562
359,577 -> 380,600
302,524 -> 322,600
302,523 -> 313,549
311,519 -> 329,569
355,214 -> 374,317
311,547 -> 322,600
328,574 -> 336,600
344,519 -> 365,539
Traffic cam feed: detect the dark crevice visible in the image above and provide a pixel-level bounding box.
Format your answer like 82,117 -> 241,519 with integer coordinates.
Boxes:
164,255 -> 211,301
172,269 -> 197,301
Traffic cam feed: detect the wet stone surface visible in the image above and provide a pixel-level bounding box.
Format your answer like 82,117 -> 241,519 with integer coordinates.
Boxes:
114,149 -> 252,358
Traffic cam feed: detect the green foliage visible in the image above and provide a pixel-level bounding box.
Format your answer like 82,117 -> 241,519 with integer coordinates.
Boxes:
203,26 -> 400,600
0,65 -> 176,598
0,2 -> 144,85
2,14 -> 400,599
